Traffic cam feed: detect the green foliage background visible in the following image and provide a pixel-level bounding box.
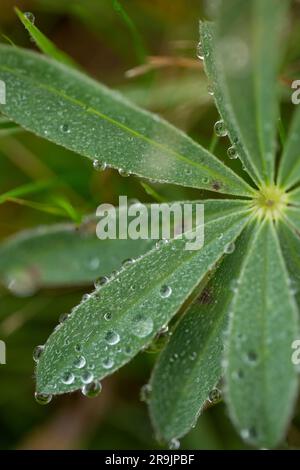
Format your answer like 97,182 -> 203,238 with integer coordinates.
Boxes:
0,0 -> 300,450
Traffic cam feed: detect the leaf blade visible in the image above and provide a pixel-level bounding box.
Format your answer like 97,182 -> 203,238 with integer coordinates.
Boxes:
36,201 -> 251,395
201,0 -> 289,184
0,45 -> 253,196
224,220 -> 299,447
149,223 -> 256,442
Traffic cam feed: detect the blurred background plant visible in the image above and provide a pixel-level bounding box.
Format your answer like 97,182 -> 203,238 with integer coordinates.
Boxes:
0,0 -> 300,450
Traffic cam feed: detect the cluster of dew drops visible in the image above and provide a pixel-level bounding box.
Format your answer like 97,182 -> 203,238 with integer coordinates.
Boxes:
196,40 -> 243,164
32,247 -> 174,407
33,344 -> 102,405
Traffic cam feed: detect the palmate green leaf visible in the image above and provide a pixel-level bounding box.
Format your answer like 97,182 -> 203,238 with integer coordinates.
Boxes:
149,224 -> 255,443
201,0 -> 289,185
36,200 -> 251,395
0,45 -> 253,197
278,105 -> 300,190
277,220 -> 300,307
15,8 -> 78,69
0,214 -> 155,291
224,221 -> 299,448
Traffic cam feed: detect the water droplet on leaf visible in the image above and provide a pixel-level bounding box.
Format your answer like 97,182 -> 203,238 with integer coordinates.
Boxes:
24,12 -> 35,24
160,285 -> 172,298
132,315 -> 154,338
224,242 -> 235,254
34,392 -> 52,405
214,120 -> 228,137
227,145 -> 239,159
103,357 -> 114,369
81,370 -> 94,384
61,371 -> 75,385
33,345 -> 44,363
73,356 -> 86,369
105,330 -> 120,346
82,381 -> 102,398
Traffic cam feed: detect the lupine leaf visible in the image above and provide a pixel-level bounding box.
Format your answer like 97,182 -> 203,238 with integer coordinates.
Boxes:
149,224 -> 255,442
0,45 -> 253,196
277,220 -> 300,307
201,0 -> 289,184
278,105 -> 300,190
36,200 -> 251,395
224,221 -> 299,447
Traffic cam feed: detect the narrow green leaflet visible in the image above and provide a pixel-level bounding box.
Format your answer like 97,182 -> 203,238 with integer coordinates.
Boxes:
15,8 -> 77,68
149,224 -> 255,443
0,201 -> 245,291
278,105 -> 300,190
224,221 -> 299,448
0,180 -> 54,204
277,220 -> 300,307
36,201 -> 251,395
201,0 -> 289,184
0,45 -> 253,196
0,215 -> 154,291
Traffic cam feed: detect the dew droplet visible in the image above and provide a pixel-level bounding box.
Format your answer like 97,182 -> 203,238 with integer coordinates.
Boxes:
105,330 -> 120,346
124,345 -> 132,356
246,350 -> 258,364
227,145 -> 239,160
140,384 -> 152,403
196,42 -> 204,60
214,120 -> 228,137
156,239 -> 169,249
81,370 -> 94,384
93,159 -> 107,171
118,168 -> 130,177
24,12 -> 35,24
94,276 -> 109,288
60,123 -> 71,134
207,84 -> 214,96
33,345 -> 44,363
102,357 -> 114,369
224,242 -> 235,254
132,315 -> 154,338
202,176 -> 209,184
122,258 -> 135,268
74,344 -> 82,353
208,388 -> 222,404
160,285 -> 172,298
73,355 -> 86,369
61,371 -> 75,385
34,392 -> 52,405
59,313 -> 69,324
82,381 -> 102,398
103,312 -> 112,321
169,438 -> 180,450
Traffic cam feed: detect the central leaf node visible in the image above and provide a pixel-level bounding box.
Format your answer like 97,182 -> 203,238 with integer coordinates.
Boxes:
252,185 -> 288,220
